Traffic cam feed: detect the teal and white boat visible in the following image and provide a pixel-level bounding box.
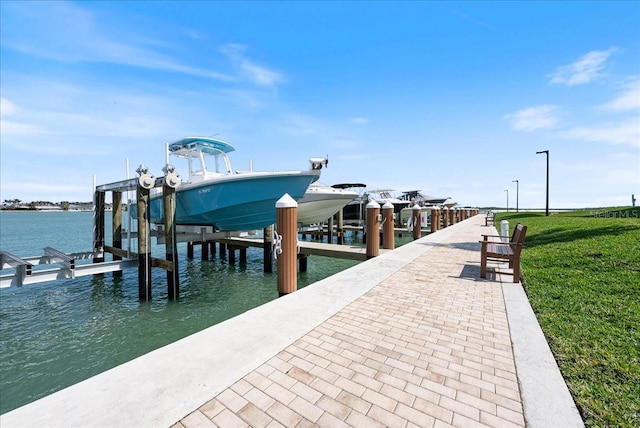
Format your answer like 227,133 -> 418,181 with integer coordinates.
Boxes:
141,137 -> 323,231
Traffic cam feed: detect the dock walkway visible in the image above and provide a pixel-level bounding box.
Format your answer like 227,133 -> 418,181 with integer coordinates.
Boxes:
0,216 -> 583,427
217,237 -> 391,261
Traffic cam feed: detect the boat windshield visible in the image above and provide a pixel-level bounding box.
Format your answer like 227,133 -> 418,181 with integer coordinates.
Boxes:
168,138 -> 235,179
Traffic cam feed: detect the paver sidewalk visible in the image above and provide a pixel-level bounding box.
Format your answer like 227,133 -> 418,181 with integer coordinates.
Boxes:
174,217 -> 526,428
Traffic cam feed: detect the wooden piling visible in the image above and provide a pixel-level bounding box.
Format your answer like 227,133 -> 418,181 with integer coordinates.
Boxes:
337,209 -> 344,245
276,194 -> 298,296
93,190 -> 105,264
200,228 -> 209,260
366,200 -> 380,258
136,182 -> 152,301
112,191 -> 123,276
382,202 -> 395,249
299,255 -> 308,272
443,206 -> 449,228
187,242 -> 194,259
229,246 -> 236,264
162,172 -> 179,300
263,226 -> 273,273
449,207 -> 456,225
431,207 -> 438,233
327,216 -> 334,244
412,204 -> 422,240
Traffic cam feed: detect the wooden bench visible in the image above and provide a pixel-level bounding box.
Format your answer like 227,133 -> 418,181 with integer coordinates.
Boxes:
480,223 -> 527,283
484,211 -> 495,226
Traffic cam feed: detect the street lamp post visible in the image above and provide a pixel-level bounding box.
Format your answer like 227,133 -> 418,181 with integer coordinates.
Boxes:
536,150 -> 549,216
504,189 -> 509,212
512,180 -> 519,212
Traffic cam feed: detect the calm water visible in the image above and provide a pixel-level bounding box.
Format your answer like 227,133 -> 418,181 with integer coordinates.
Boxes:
0,211 -> 393,414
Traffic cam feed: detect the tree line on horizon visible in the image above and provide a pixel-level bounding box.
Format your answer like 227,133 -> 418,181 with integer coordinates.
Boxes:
2,199 -> 98,211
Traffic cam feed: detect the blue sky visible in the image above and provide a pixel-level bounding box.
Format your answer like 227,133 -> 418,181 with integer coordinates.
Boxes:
1,1 -> 639,208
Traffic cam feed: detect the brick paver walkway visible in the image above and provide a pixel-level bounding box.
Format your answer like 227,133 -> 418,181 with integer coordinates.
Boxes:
173,217 -> 525,428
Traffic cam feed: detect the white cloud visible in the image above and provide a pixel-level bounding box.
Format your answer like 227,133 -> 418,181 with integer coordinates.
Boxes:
1,2 -> 232,81
219,44 -> 284,87
0,98 -> 49,136
0,120 -> 48,136
504,105 -> 559,131
599,76 -> 640,111
561,118 -> 640,148
0,97 -> 17,116
549,48 -> 617,86
349,117 -> 369,125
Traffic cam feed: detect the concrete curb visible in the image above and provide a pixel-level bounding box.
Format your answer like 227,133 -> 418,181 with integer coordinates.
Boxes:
502,280 -> 585,428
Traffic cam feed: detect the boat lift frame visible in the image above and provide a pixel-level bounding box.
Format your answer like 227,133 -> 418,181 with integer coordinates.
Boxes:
1,165 -> 182,301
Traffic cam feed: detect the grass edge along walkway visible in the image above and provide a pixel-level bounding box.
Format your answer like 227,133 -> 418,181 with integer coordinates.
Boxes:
495,207 -> 639,428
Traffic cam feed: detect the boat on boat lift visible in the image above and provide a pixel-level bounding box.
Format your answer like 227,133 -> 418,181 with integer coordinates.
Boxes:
367,189 -> 412,216
135,136 -> 325,231
296,182 -> 359,226
331,183 -> 367,225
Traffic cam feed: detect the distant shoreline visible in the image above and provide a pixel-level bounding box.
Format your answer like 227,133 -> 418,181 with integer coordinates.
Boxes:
0,208 -> 96,212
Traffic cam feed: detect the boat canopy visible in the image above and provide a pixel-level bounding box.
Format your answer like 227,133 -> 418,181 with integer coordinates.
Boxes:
332,183 -> 366,189
168,137 -> 236,158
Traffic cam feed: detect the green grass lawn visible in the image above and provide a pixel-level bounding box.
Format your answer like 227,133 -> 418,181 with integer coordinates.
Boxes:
494,208 -> 639,428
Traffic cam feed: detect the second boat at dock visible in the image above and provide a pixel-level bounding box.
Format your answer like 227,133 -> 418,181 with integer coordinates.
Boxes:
296,182 -> 359,226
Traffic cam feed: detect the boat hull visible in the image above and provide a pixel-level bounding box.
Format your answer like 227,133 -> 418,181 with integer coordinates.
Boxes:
297,192 -> 358,225
146,172 -> 318,230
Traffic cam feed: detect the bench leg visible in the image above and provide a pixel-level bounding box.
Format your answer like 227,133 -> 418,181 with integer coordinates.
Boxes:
513,260 -> 520,283
480,248 -> 487,278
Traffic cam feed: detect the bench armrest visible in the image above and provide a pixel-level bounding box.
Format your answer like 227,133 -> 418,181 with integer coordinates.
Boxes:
481,234 -> 504,240
479,240 -> 522,247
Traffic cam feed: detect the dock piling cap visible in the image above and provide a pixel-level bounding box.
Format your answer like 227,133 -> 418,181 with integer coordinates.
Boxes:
412,203 -> 421,211
366,200 -> 381,209
382,201 -> 394,209
276,193 -> 298,208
